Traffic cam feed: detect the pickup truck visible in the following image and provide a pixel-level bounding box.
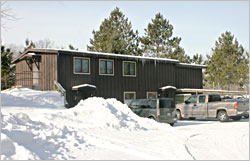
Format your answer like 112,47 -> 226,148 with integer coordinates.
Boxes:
175,94 -> 249,122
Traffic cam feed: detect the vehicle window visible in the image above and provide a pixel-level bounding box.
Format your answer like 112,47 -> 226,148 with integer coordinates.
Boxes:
139,100 -> 148,108
159,99 -> 174,108
199,96 -> 206,103
129,100 -> 139,109
187,96 -> 197,103
209,95 -> 221,102
148,100 -> 157,109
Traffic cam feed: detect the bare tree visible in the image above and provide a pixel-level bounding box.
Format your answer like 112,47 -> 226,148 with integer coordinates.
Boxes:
35,39 -> 55,49
1,1 -> 19,28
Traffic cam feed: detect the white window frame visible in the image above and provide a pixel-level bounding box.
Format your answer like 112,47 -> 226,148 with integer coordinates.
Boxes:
124,91 -> 136,102
147,92 -> 158,99
99,59 -> 114,76
122,61 -> 136,77
73,57 -> 90,75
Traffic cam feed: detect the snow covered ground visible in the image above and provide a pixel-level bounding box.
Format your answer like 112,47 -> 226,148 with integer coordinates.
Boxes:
1,88 -> 249,160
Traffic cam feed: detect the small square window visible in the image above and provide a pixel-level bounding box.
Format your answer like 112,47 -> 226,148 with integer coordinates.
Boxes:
99,59 -> 114,75
123,61 -> 136,77
147,92 -> 157,99
74,57 -> 90,74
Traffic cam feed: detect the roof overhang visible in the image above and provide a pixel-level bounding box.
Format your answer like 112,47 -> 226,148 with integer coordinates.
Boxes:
12,49 -> 58,64
159,86 -> 177,91
72,84 -> 96,91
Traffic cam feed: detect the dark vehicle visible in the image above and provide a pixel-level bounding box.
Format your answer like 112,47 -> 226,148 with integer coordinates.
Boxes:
128,98 -> 177,126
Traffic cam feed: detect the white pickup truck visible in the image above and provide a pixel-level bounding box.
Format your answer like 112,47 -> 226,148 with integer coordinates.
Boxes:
175,94 -> 249,122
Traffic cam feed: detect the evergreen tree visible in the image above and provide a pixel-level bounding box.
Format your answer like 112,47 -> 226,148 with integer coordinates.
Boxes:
24,38 -> 36,51
192,53 -> 203,64
68,44 -> 78,51
87,7 -> 141,55
205,31 -> 249,90
1,45 -> 15,90
140,13 -> 190,63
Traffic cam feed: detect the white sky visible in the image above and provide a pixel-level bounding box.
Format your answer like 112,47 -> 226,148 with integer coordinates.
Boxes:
1,1 -> 249,58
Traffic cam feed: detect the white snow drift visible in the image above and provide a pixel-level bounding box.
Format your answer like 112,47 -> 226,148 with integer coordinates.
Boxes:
1,88 -> 249,160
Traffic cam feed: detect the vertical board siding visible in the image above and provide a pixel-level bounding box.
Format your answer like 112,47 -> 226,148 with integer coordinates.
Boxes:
58,52 -> 180,107
40,54 -> 58,91
15,53 -> 57,91
15,60 -> 33,86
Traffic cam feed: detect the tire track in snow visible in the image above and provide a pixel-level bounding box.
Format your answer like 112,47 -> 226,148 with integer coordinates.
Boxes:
184,134 -> 201,160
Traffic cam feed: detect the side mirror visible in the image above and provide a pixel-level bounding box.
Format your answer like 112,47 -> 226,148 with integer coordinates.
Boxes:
185,100 -> 190,104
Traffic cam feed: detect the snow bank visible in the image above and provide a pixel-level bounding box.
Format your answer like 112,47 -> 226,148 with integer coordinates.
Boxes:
1,88 -> 64,109
1,88 -> 186,160
1,88 -> 248,160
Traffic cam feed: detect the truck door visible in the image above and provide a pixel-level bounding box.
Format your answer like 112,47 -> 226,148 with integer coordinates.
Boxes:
192,95 -> 207,117
183,95 -> 197,117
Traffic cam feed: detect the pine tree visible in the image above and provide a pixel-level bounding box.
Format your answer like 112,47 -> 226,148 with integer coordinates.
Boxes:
192,53 -> 203,64
1,45 -> 15,90
140,13 -> 189,62
87,7 -> 141,55
69,44 -> 78,51
205,31 -> 249,90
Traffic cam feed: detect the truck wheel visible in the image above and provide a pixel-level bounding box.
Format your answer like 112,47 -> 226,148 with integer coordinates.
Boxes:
169,123 -> 174,126
189,117 -> 196,120
148,116 -> 155,120
217,111 -> 229,122
244,115 -> 249,119
176,110 -> 182,120
232,116 -> 241,121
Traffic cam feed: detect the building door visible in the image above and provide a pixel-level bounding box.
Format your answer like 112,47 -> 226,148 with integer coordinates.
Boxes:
33,63 -> 40,89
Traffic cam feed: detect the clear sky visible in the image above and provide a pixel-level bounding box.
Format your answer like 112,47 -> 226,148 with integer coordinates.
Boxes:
2,1 -> 249,57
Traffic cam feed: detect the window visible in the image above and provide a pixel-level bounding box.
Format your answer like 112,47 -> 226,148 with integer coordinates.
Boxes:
74,57 -> 90,74
186,95 -> 197,104
123,61 -> 136,76
99,59 -> 114,75
148,100 -> 157,109
130,100 -> 139,109
209,95 -> 221,102
159,99 -> 175,108
124,92 -> 136,105
199,95 -> 206,103
147,92 -> 157,99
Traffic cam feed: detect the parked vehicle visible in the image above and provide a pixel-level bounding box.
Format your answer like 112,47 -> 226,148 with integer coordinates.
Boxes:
176,94 -> 249,122
128,98 -> 177,126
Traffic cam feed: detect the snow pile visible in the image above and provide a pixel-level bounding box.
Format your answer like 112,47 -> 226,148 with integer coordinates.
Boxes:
1,88 -> 64,109
67,97 -> 169,131
1,88 -> 249,160
1,88 -> 189,160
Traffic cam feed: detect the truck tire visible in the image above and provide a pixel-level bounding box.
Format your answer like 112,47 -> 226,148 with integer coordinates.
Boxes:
244,115 -> 249,119
148,116 -> 155,120
176,110 -> 182,120
232,116 -> 241,121
217,111 -> 229,122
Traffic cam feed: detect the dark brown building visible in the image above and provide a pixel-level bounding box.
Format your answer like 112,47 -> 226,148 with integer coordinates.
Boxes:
12,49 -> 206,107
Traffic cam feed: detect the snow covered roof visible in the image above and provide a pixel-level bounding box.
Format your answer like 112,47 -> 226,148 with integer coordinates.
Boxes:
177,63 -> 207,68
12,48 -> 206,68
58,49 -> 180,63
72,84 -> 96,90
159,86 -> 177,90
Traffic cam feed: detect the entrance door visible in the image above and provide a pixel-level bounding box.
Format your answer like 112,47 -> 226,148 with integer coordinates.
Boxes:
33,63 -> 40,89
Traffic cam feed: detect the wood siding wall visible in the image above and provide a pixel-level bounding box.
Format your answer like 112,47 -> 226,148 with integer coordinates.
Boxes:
175,66 -> 203,89
40,54 -> 58,90
58,52 -> 182,107
15,60 -> 33,86
15,53 -> 57,90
